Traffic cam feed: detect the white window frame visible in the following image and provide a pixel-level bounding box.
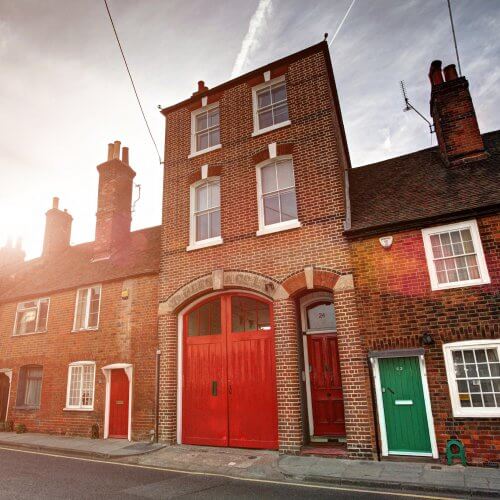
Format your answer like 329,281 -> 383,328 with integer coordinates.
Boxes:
188,102 -> 222,158
256,155 -> 301,236
187,177 -> 223,251
13,297 -> 50,336
251,75 -> 291,137
64,361 -> 96,411
443,340 -> 500,418
422,219 -> 490,291
72,285 -> 102,331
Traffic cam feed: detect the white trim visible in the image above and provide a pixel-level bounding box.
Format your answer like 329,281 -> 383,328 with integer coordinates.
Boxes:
251,75 -> 290,136
201,96 -> 208,107
263,70 -> 271,82
189,102 -> 221,158
102,363 -> 133,441
64,361 -> 96,411
443,339 -> 500,418
268,142 -> 277,159
0,369 -> 13,422
388,451 -> 433,457
299,292 -> 336,439
255,155 -> 300,236
72,284 -> 102,332
421,219 -> 491,291
371,355 -> 438,458
201,164 -> 208,180
175,289 -> 272,445
188,177 -> 222,251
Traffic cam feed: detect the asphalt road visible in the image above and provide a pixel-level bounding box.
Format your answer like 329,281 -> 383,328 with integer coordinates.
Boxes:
0,447 -> 453,500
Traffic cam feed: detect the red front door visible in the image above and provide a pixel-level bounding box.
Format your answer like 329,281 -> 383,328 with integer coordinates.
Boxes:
183,294 -> 278,449
109,369 -> 129,438
308,334 -> 345,436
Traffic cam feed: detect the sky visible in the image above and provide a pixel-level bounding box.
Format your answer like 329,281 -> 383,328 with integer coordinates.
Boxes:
1,0 -> 499,259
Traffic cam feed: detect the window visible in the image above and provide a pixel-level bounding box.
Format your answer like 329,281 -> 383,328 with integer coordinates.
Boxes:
252,77 -> 290,135
65,362 -> 96,410
188,178 -> 222,250
231,296 -> 271,332
443,340 -> 500,417
256,157 -> 299,235
306,302 -> 336,331
187,298 -> 221,337
73,285 -> 101,331
16,365 -> 43,408
14,298 -> 49,335
190,103 -> 221,156
422,220 -> 490,290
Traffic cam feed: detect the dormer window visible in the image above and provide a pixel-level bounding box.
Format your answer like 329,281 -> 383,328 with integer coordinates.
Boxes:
190,103 -> 221,157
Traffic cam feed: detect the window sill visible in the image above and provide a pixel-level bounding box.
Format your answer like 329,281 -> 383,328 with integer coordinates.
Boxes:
15,406 -> 40,411
430,277 -> 491,291
188,144 -> 222,159
63,407 -> 94,412
252,120 -> 291,138
256,220 -> 301,237
71,328 -> 99,333
187,237 -> 223,252
12,331 -> 47,338
451,409 -> 500,418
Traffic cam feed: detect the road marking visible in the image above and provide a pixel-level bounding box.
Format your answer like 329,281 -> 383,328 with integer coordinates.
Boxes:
0,446 -> 461,500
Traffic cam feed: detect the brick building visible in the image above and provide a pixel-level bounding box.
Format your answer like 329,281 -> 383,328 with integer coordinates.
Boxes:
0,142 -> 159,440
157,41 -> 376,458
347,61 -> 500,465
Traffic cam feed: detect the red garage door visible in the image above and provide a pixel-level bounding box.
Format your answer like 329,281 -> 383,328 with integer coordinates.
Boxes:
182,293 -> 278,449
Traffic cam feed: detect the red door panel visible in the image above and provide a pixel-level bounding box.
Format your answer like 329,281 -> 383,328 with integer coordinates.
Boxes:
308,334 -> 345,436
109,369 -> 129,438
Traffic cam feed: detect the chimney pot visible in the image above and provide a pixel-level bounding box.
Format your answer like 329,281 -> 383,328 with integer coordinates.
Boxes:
113,140 -> 121,159
429,60 -> 444,86
53,197 -> 59,209
443,64 -> 458,82
107,143 -> 114,161
122,146 -> 129,165
198,80 -> 205,92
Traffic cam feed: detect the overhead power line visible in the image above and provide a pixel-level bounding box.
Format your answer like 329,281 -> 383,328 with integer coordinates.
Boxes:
103,0 -> 163,164
447,0 -> 462,76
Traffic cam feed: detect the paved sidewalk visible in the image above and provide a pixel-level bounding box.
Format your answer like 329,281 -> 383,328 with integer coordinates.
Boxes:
0,432 -> 165,458
121,444 -> 500,497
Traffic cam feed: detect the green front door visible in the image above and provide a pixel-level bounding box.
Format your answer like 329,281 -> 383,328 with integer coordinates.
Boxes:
379,356 -> 432,455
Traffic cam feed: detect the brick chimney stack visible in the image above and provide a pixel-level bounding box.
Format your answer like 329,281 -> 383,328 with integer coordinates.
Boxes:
43,196 -> 73,256
0,237 -> 25,269
429,60 -> 488,166
94,141 -> 136,259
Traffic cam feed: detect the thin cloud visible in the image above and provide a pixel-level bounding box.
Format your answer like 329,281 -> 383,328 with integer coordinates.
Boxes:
231,0 -> 273,78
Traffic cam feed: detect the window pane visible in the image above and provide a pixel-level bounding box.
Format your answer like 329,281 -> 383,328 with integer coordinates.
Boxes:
263,193 -> 281,225
187,299 -> 221,337
37,299 -> 49,332
232,296 -> 271,332
208,181 -> 220,209
208,108 -> 219,127
271,83 -> 287,103
280,189 -> 298,222
69,366 -> 82,407
261,165 -> 277,194
276,161 -> 294,189
88,287 -> 100,328
258,109 -> 273,129
24,366 -> 43,407
196,213 -> 209,241
307,302 -> 336,330
195,184 -> 208,212
209,128 -> 220,147
273,103 -> 289,124
257,88 -> 271,109
16,309 -> 37,335
81,365 -> 95,407
196,132 -> 209,151
209,210 -> 221,238
196,112 -> 207,132
75,289 -> 88,329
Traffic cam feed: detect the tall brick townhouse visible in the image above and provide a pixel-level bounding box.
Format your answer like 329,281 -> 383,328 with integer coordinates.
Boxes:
347,61 -> 500,465
0,142 -> 159,440
157,41 -> 376,458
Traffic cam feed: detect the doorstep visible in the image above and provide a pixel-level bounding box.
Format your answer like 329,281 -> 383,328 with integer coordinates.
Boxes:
0,432 -> 165,458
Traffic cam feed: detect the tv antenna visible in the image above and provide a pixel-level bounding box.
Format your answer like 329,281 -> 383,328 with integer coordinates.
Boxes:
400,80 -> 434,135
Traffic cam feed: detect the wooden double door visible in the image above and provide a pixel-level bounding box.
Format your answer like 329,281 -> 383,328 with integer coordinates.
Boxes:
182,293 -> 278,449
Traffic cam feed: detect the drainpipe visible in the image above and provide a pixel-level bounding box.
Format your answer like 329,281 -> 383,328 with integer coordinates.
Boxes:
368,359 -> 382,461
154,349 -> 161,443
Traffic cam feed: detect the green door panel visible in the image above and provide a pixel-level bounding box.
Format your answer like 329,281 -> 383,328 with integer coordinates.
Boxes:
379,357 -> 432,454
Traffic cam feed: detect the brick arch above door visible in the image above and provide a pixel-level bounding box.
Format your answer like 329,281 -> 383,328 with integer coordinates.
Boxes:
158,270 -> 289,315
281,267 -> 353,298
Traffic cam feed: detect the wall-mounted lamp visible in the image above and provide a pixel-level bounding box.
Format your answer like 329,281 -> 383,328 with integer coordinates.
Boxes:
421,332 -> 435,346
379,236 -> 393,249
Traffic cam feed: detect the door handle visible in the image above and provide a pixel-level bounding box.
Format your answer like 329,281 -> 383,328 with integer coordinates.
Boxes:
383,387 -> 395,395
211,381 -> 217,396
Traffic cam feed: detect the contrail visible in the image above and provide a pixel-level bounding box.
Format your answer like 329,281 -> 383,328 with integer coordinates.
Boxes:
231,0 -> 273,78
328,0 -> 357,47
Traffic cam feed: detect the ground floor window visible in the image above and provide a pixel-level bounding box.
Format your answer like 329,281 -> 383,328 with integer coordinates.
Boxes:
443,340 -> 500,417
16,365 -> 43,408
65,362 -> 96,410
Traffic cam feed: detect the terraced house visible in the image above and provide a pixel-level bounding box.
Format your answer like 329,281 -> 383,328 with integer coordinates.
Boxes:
0,143 -> 159,441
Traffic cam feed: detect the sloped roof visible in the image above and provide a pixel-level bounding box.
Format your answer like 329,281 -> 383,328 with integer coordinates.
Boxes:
347,130 -> 500,236
0,226 -> 160,303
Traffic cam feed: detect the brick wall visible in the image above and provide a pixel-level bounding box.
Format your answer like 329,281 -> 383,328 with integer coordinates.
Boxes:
0,274 -> 158,440
350,214 -> 499,465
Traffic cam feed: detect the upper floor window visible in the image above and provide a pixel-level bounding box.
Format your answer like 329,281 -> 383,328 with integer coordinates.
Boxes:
65,362 -> 96,410
443,340 -> 500,418
252,76 -> 290,135
14,298 -> 49,336
188,178 -> 222,251
73,285 -> 101,331
16,365 -> 43,408
190,103 -> 220,157
256,157 -> 300,236
422,220 -> 490,290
